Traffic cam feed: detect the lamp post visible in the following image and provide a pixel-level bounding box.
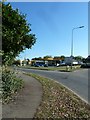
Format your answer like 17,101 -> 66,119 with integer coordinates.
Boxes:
71,26 -> 84,70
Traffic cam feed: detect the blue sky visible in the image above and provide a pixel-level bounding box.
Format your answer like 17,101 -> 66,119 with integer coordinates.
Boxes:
9,2 -> 88,60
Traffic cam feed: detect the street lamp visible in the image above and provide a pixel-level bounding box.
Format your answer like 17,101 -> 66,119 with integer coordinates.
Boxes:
71,26 -> 84,69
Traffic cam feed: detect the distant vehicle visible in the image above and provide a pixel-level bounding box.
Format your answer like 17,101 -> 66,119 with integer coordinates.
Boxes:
34,64 -> 40,67
86,63 -> 90,68
56,63 -> 60,67
72,61 -> 78,65
60,62 -> 66,66
81,63 -> 90,68
44,64 -> 48,67
78,61 -> 84,65
34,62 -> 44,67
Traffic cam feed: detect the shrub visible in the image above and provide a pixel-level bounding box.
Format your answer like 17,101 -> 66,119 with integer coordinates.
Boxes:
2,67 -> 24,103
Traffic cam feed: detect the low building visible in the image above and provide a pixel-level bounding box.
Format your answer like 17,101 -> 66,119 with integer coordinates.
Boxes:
53,56 -> 62,66
64,57 -> 78,65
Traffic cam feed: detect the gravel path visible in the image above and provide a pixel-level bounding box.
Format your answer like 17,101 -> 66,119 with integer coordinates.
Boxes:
2,71 -> 43,119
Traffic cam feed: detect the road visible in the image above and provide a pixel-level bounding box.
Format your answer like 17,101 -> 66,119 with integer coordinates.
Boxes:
17,67 -> 89,104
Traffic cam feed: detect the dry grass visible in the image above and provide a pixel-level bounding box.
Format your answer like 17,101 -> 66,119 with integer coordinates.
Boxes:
26,73 -> 90,119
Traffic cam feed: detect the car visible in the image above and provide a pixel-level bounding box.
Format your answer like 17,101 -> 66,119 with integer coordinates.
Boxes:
86,63 -> 90,68
44,64 -> 48,67
78,61 -> 84,65
56,63 -> 60,67
81,63 -> 90,68
39,64 -> 44,67
34,64 -> 40,67
60,62 -> 66,66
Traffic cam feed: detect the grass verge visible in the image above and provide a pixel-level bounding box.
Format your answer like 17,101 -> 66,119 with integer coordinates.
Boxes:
19,65 -> 81,72
25,73 -> 90,119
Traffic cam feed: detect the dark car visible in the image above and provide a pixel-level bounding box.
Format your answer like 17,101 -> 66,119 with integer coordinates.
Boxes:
34,64 -> 40,67
81,63 -> 90,68
44,64 -> 48,67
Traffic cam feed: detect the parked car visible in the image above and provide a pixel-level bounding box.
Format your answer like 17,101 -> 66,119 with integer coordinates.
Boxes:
60,62 -> 66,66
81,63 -> 90,68
78,61 -> 84,65
34,64 -> 40,67
56,63 -> 60,67
44,64 -> 48,67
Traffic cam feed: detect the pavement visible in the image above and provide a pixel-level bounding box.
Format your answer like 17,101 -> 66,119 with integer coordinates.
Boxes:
2,71 -> 43,119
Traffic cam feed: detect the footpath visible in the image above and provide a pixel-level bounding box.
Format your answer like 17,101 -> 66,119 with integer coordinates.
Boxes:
2,71 -> 43,119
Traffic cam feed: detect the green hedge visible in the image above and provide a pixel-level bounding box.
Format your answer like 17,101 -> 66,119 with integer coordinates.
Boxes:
2,68 -> 24,103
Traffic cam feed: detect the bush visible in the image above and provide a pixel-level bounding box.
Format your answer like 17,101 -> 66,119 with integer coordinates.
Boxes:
2,67 -> 24,103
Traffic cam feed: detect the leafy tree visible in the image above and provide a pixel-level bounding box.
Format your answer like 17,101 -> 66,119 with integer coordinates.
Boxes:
13,59 -> 21,66
60,55 -> 65,61
43,55 -> 52,59
32,57 -> 43,60
74,56 -> 83,61
38,57 -> 43,60
26,58 -> 30,65
2,3 -> 36,65
54,56 -> 61,59
82,58 -> 86,63
86,55 -> 90,63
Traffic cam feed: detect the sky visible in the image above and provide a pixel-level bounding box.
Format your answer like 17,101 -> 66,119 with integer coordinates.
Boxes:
8,2 -> 88,60
6,0 -> 89,2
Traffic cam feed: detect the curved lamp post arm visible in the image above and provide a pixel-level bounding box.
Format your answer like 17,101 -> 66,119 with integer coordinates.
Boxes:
71,26 -> 84,69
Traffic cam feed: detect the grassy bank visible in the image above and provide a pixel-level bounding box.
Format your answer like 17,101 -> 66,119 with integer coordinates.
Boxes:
26,73 -> 90,119
19,65 -> 81,72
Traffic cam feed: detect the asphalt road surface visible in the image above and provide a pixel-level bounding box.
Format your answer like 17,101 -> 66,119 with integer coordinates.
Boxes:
17,67 -> 89,104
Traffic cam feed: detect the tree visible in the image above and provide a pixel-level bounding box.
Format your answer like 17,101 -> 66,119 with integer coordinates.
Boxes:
86,55 -> 90,63
2,3 -> 36,65
26,58 -> 31,65
43,55 -> 52,59
32,57 -> 43,60
74,56 -> 83,61
13,59 -> 21,66
43,55 -> 53,61
82,58 -> 86,63
60,55 -> 65,61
